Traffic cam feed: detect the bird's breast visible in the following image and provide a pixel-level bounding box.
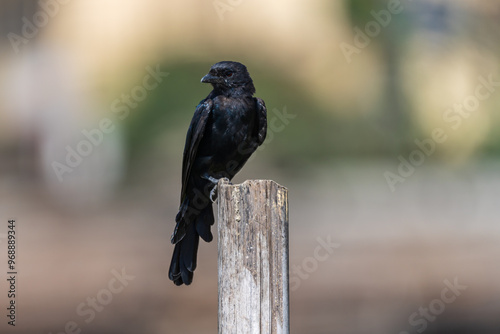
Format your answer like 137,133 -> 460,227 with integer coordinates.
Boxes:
204,97 -> 256,151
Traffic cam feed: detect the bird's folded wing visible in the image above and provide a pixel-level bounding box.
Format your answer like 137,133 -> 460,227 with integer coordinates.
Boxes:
255,97 -> 267,145
180,99 -> 213,202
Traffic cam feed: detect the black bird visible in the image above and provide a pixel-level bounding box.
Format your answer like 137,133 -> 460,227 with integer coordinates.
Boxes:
169,61 -> 267,286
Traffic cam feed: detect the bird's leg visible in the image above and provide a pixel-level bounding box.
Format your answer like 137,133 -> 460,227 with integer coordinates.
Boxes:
202,176 -> 232,203
203,175 -> 219,184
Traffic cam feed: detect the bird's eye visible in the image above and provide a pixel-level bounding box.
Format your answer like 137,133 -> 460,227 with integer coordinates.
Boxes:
226,71 -> 233,77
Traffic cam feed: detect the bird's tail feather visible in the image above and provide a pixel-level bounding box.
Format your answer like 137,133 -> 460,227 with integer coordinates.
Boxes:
169,204 -> 214,285
171,197 -> 215,243
169,222 -> 199,285
196,205 -> 214,242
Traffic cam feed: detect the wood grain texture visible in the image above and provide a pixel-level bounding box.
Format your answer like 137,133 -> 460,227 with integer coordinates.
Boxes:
218,179 -> 289,334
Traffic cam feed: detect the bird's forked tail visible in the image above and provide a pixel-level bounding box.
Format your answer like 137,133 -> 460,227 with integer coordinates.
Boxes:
169,201 -> 214,285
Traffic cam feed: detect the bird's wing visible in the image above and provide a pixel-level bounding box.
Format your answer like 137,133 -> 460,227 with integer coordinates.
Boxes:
180,99 -> 213,202
255,97 -> 267,145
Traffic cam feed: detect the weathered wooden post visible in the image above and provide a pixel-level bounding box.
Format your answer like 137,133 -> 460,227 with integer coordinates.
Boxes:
217,179 -> 289,334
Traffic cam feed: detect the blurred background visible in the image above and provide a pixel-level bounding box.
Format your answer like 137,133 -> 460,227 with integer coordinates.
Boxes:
1,0 -> 500,333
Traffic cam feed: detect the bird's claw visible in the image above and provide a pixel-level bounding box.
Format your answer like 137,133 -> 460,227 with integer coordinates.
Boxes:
210,185 -> 218,203
209,178 -> 232,203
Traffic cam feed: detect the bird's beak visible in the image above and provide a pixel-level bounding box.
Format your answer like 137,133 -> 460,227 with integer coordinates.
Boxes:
201,73 -> 218,84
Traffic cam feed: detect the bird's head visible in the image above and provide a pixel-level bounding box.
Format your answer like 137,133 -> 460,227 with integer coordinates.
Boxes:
201,61 -> 255,96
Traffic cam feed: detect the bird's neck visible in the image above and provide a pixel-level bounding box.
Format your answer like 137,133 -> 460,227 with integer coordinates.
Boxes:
212,82 -> 255,98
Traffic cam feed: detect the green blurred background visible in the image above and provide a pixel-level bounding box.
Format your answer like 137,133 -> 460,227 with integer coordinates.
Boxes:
0,0 -> 500,333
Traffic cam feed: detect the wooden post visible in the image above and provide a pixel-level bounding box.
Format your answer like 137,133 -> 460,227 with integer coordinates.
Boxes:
217,179 -> 289,334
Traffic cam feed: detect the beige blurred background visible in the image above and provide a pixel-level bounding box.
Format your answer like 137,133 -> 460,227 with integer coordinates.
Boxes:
1,0 -> 500,333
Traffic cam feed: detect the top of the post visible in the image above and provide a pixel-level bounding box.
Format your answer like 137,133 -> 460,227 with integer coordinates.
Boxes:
217,179 -> 288,192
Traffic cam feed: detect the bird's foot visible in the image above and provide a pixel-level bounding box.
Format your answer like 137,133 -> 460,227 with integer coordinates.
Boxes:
210,186 -> 218,203
220,177 -> 231,185
207,177 -> 232,203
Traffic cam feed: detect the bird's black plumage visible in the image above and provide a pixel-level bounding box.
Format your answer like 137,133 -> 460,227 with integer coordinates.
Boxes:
169,61 -> 267,285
